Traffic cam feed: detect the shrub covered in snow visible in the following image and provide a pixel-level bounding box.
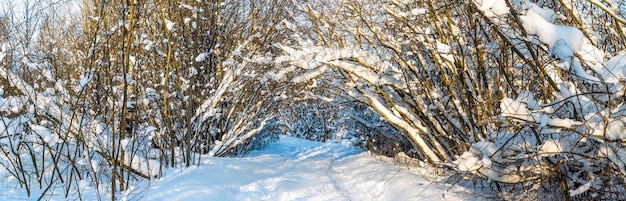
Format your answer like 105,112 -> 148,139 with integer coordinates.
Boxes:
3,0 -> 626,200
272,0 -> 626,199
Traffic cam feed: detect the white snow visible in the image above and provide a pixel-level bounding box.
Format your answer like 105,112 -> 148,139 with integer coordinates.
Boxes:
515,1 -> 626,84
522,0 -> 556,23
520,9 -> 584,53
275,43 -> 407,88
0,136 -> 481,200
165,19 -> 175,32
598,54 -> 626,83
477,0 -> 510,17
500,94 -> 582,128
195,52 -> 209,62
569,180 -> 592,197
600,117 -> 626,141
411,8 -> 427,16
0,96 -> 23,114
77,73 -> 93,92
437,42 -> 455,63
452,140 -> 532,183
132,136 -> 478,200
539,139 -> 571,155
517,1 -> 603,82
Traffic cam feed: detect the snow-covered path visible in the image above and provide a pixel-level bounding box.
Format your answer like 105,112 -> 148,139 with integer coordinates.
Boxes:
134,136 -> 478,201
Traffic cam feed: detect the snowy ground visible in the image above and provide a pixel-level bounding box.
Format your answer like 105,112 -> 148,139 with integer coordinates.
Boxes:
0,136 -> 484,200
133,136 -> 481,201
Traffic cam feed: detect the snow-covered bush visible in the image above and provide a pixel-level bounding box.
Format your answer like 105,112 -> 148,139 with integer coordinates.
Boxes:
0,0 -> 291,199
2,0 -> 626,199
273,0 -> 626,199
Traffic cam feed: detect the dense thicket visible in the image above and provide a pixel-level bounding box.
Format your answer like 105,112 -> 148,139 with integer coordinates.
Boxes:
1,0 -> 626,200
0,0 -> 296,199
273,0 -> 626,199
